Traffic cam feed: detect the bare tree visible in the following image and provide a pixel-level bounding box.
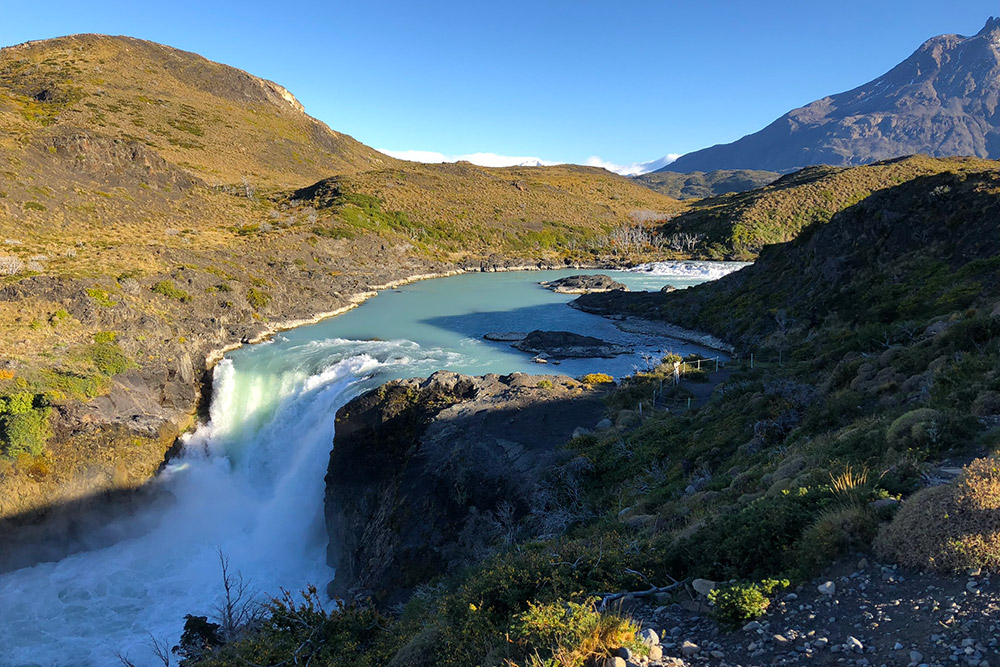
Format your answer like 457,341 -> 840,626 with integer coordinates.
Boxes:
213,548 -> 262,643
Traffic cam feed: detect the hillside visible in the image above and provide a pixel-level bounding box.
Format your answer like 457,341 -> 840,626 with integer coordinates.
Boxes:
663,18 -> 1000,173
659,155 -> 998,259
186,160 -> 1000,667
633,168 -> 779,199
0,34 -> 680,527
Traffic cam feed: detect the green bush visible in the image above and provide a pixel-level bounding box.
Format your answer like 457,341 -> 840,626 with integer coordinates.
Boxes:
708,579 -> 789,627
511,599 -> 642,667
152,280 -> 192,302
246,287 -> 271,311
93,331 -> 117,344
85,287 -> 118,308
90,343 -> 133,376
0,393 -> 52,458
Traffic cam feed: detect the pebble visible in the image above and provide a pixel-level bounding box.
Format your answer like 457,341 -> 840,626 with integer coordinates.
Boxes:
743,620 -> 761,632
648,645 -> 663,661
847,636 -> 864,652
818,581 -> 837,596
910,650 -> 924,664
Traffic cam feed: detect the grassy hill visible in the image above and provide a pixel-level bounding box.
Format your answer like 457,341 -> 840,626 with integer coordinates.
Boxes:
660,155 -> 999,259
633,168 -> 779,199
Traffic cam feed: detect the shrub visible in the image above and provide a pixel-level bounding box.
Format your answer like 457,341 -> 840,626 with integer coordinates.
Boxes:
795,505 -> 877,575
875,458 -> 1000,572
151,280 -> 192,302
580,373 -> 614,386
708,579 -> 789,627
0,394 -> 52,458
90,343 -> 133,376
886,408 -> 941,449
510,599 -> 642,667
85,287 -> 117,308
246,287 -> 271,311
0,255 -> 23,276
93,331 -> 117,344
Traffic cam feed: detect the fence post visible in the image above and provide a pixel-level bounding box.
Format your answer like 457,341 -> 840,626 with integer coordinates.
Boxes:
715,358 -> 719,372
687,397 -> 691,409
751,353 -> 754,370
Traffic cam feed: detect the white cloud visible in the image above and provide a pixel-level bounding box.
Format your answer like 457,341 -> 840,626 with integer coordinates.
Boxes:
378,148 -> 681,176
584,154 -> 681,176
378,149 -> 562,168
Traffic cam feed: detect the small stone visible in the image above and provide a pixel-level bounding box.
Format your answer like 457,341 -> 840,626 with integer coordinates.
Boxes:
815,637 -> 829,648
773,634 -> 790,645
818,581 -> 837,596
846,636 -> 864,652
614,647 -> 633,660
894,642 -> 904,650
640,628 -> 659,647
648,645 -> 663,661
858,558 -> 870,569
910,650 -> 924,664
692,578 -> 717,596
710,650 -> 725,658
968,567 -> 983,577
572,426 -> 592,439
784,593 -> 799,601
606,658 -> 626,667
595,418 -> 613,430
680,641 -> 701,657
743,620 -> 762,632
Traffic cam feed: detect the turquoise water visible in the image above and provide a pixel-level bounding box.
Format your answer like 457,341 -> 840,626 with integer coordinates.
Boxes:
0,262 -> 745,666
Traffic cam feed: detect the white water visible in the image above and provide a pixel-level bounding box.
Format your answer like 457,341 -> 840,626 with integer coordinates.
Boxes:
627,260 -> 750,279
0,267 -> 741,666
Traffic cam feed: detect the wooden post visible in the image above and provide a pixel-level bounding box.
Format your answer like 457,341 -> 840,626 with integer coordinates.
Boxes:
687,397 -> 691,409
751,353 -> 754,370
715,358 -> 719,372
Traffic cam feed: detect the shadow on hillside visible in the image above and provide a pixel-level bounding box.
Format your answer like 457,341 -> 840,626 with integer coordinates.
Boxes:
0,471 -> 176,574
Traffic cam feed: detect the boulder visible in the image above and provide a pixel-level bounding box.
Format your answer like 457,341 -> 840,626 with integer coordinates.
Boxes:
540,274 -> 629,294
692,578 -> 717,596
513,330 -> 632,359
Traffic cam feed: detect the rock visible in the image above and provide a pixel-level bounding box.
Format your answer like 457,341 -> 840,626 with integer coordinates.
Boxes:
324,371 -> 604,605
572,426 -> 592,439
815,637 -> 829,648
531,356 -> 548,364
648,644 -> 663,661
773,634 -> 790,645
483,331 -> 527,342
614,647 -> 633,660
894,642 -> 904,650
660,284 -> 677,293
540,274 -> 629,294
595,418 -> 614,430
680,641 -> 701,657
616,409 -> 641,428
710,650 -> 725,658
871,497 -> 900,510
513,330 -> 633,359
743,620 -> 762,632
846,636 -> 864,652
692,578 -> 717,596
606,658 -> 627,667
817,581 -> 836,595
858,558 -> 870,569
639,628 -> 660,646
783,593 -> 798,601
910,650 -> 924,663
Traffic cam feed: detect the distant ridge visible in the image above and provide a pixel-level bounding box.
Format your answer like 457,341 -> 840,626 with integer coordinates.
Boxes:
662,18 -> 1000,173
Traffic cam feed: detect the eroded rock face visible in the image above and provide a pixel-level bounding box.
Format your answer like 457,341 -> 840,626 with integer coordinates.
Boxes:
540,274 -> 628,294
324,370 -> 604,607
512,330 -> 632,358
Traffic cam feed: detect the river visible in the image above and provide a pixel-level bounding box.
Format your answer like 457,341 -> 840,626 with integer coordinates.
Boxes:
0,261 -> 746,666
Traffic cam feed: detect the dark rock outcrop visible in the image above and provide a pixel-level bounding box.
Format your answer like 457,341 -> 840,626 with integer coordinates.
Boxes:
324,371 -> 605,607
540,274 -> 629,294
512,330 -> 632,358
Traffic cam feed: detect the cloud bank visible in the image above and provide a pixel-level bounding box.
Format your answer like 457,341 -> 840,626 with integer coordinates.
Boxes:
378,149 -> 561,168
584,154 -> 681,176
378,148 -> 680,176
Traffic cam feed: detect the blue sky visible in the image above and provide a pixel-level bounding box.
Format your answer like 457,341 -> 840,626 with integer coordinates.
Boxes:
1,1 -> 998,170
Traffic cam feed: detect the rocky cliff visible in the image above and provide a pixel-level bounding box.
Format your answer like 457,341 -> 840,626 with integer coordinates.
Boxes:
324,371 -> 608,607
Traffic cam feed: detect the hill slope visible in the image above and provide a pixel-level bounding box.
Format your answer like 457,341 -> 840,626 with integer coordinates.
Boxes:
663,18 -> 1000,173
659,155 -> 998,259
633,168 -> 779,199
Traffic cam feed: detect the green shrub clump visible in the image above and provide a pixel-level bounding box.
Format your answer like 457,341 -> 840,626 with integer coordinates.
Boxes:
85,287 -> 118,308
246,287 -> 271,311
708,578 -> 789,627
0,392 -> 52,458
511,599 -> 643,667
152,280 -> 192,302
90,343 -> 133,376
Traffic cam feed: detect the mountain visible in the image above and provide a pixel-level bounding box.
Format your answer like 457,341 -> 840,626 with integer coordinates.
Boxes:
662,18 -> 1000,173
633,168 -> 779,199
